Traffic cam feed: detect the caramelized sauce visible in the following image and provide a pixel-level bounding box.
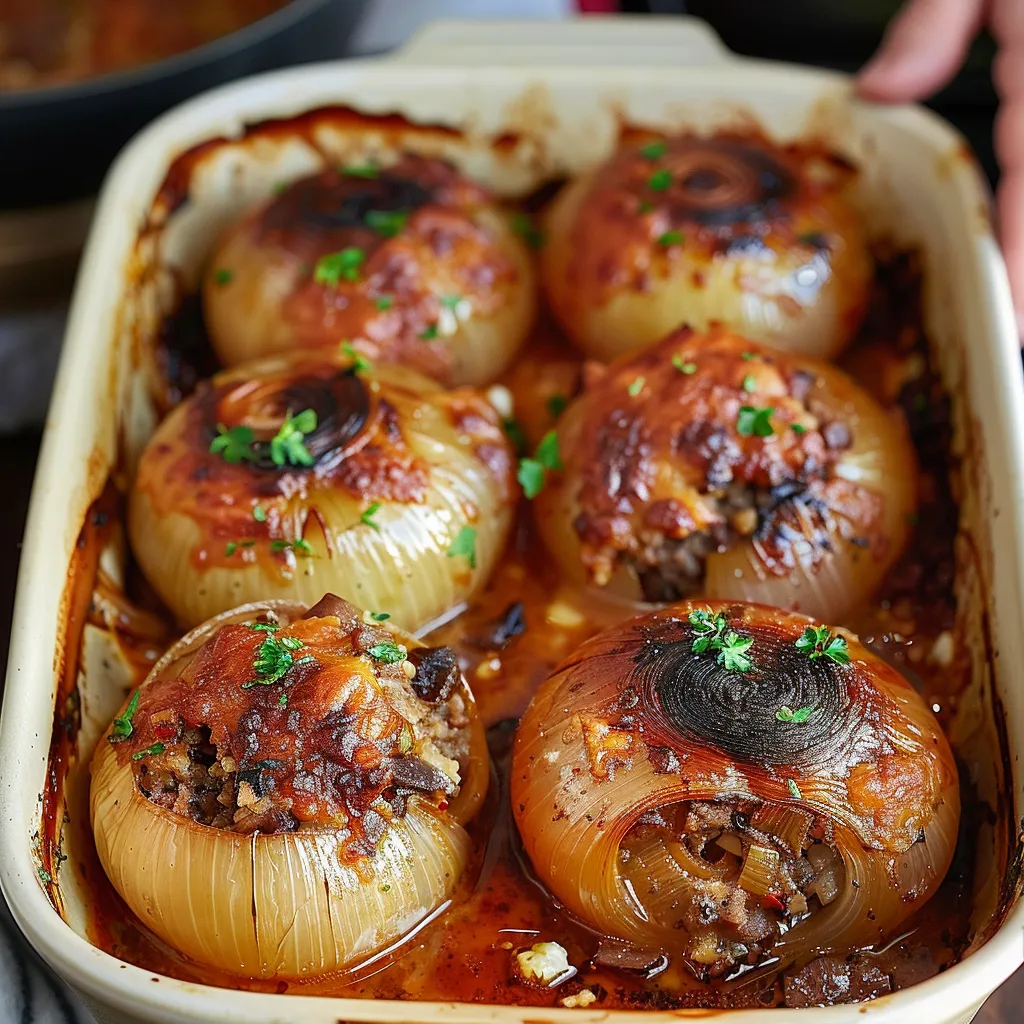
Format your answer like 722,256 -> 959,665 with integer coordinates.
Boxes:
47,240 -> 1017,1009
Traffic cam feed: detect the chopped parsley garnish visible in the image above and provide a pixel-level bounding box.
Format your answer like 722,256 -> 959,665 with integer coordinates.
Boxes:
244,633 -> 304,689
365,208 -> 410,237
741,352 -> 756,361
518,430 -> 562,499
213,268 -> 233,285
510,212 -> 545,250
131,742 -> 165,762
502,417 -> 528,455
737,405 -> 775,438
253,505 -> 267,523
314,247 -> 365,285
648,169 -> 673,191
343,165 -> 378,179
447,525 -> 478,569
657,230 -> 684,248
110,690 -> 140,742
225,540 -> 255,556
640,140 -> 667,160
546,394 -> 568,418
742,375 -> 756,393
278,692 -> 289,708
210,423 -> 256,464
269,538 -> 314,556
246,622 -> 280,633
367,641 -> 406,664
341,341 -> 372,374
672,355 -> 697,375
791,423 -> 807,435
370,611 -> 391,621
375,294 -> 395,311
787,779 -> 803,799
717,632 -> 754,673
440,294 -> 463,310
776,705 -> 813,724
795,625 -> 851,665
419,322 -> 440,340
628,376 -> 646,397
273,181 -> 290,195
688,608 -> 755,672
361,501 -> 382,530
269,408 -> 317,468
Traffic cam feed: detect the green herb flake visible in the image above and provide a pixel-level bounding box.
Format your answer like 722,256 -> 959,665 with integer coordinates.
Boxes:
365,208 -> 410,238
502,417 -> 527,456
314,247 -> 365,286
517,458 -> 545,499
243,633 -> 305,689
419,322 -> 440,340
741,351 -> 757,361
628,376 -> 646,397
210,423 -> 256,464
795,625 -> 851,665
361,501 -> 382,530
213,268 -> 233,285
270,538 -> 314,556
110,690 -> 140,742
246,622 -> 280,633
367,641 -> 406,664
640,140 -> 667,160
776,705 -> 814,724
343,165 -> 378,179
278,692 -> 289,708
787,779 -> 803,799
447,525 -> 478,569
380,883 -> 392,893
672,355 -> 697,375
510,212 -> 545,250
273,181 -> 290,195
648,169 -> 673,192
546,394 -> 568,419
131,742 -> 166,762
440,294 -> 463,310
225,542 -> 238,557
737,405 -> 775,438
341,341 -> 372,374
535,430 -> 563,472
253,505 -> 267,523
638,200 -> 654,214
717,632 -> 754,673
688,607 -> 727,654
37,867 -> 53,885
657,230 -> 684,248
791,424 -> 807,435
742,375 -> 757,393
375,294 -> 395,311
269,408 -> 317,468
371,611 -> 391,621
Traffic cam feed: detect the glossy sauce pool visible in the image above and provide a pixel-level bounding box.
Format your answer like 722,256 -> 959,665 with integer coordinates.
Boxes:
43,247 -> 1017,1011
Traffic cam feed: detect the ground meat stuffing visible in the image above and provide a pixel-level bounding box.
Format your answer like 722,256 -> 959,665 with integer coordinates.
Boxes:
115,596 -> 470,858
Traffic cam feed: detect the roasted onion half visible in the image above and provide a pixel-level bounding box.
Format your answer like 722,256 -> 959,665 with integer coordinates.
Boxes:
512,601 -> 959,978
129,352 -> 515,629
533,327 -> 915,621
203,154 -> 536,386
91,594 -> 489,979
541,134 -> 872,361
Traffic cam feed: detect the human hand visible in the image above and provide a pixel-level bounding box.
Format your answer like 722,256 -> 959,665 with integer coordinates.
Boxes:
858,0 -> 1024,335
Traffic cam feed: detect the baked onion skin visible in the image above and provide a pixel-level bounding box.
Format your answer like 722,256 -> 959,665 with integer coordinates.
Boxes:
91,595 -> 489,979
511,601 -> 959,975
203,154 -> 536,386
541,134 -> 872,361
533,327 -> 915,621
129,353 -> 515,629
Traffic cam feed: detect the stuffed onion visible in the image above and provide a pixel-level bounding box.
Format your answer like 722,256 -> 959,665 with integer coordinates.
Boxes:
533,326 -> 916,621
91,594 -> 489,979
203,154 -> 536,386
512,601 -> 959,977
129,352 -> 515,629
541,133 -> 872,361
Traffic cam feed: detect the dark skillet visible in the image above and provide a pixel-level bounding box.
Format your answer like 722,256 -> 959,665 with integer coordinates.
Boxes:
0,0 -> 367,210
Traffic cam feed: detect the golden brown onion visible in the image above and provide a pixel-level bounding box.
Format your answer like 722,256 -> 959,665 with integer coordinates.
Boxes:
129,352 -> 515,630
533,326 -> 916,621
511,601 -> 959,977
203,154 -> 536,386
91,595 -> 489,979
541,134 -> 872,361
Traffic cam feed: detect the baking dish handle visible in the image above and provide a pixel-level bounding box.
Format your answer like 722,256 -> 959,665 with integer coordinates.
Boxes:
389,16 -> 732,68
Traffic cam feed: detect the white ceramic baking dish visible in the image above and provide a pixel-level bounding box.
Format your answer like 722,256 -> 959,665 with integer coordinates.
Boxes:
2,16 -> 1024,1024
